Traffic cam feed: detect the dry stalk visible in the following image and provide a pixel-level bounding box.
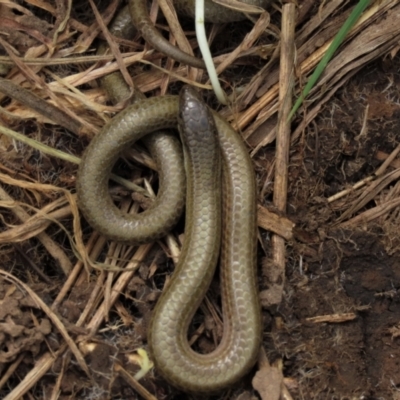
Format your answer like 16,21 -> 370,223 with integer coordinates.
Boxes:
114,362 -> 158,400
85,244 -> 153,335
270,3 -> 296,305
257,204 -> 294,240
339,197 -> 400,229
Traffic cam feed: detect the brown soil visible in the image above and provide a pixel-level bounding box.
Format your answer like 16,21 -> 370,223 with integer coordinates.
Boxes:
272,57 -> 400,399
1,1 -> 400,399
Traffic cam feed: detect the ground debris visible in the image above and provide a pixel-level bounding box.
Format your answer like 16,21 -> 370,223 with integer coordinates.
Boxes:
0,277 -> 52,367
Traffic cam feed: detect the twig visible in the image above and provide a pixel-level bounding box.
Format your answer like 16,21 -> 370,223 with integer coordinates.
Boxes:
115,362 -> 158,400
271,3 -> 296,303
257,205 -> 294,241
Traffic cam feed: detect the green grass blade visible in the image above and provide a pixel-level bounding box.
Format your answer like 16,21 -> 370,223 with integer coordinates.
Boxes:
288,0 -> 371,120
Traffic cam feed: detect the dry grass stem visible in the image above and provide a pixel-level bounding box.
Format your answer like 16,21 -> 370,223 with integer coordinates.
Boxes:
305,313 -> 357,324
339,197 -> 400,228
270,3 -> 296,306
85,244 -> 153,335
257,205 -> 294,240
114,362 -> 158,400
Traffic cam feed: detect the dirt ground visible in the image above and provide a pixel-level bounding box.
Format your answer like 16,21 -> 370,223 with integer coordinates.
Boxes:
271,57 -> 400,399
1,1 -> 400,399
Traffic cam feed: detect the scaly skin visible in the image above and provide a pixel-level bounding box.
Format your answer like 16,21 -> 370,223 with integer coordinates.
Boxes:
84,8 -> 261,391
76,89 -> 261,392
96,6 -> 187,240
